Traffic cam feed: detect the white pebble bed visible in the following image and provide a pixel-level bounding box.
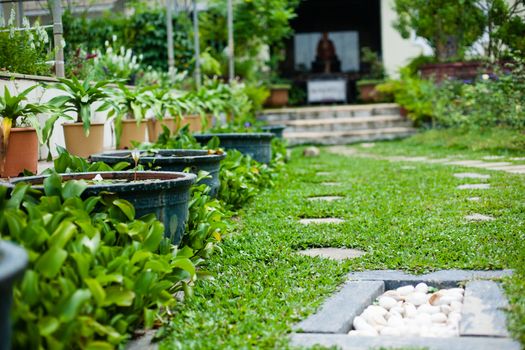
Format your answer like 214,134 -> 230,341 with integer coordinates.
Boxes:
349,283 -> 464,338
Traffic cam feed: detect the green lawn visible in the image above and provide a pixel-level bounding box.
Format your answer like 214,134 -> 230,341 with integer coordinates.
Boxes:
160,131 -> 525,349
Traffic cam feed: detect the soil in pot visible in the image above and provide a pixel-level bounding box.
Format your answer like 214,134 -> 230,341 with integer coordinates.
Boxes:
63,123 -> 105,158
9,171 -> 196,244
194,133 -> 274,164
118,120 -> 148,149
1,127 -> 38,178
90,149 -> 226,197
147,117 -> 177,143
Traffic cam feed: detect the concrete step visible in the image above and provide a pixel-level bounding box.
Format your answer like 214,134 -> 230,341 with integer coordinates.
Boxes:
260,103 -> 401,123
284,127 -> 417,146
284,115 -> 413,132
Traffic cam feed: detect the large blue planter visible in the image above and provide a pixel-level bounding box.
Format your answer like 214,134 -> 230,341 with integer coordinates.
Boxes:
194,133 -> 274,164
0,240 -> 28,350
90,150 -> 226,197
9,171 -> 196,244
261,125 -> 286,139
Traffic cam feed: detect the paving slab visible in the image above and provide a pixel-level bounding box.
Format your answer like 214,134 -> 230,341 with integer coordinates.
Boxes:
294,281 -> 384,333
469,162 -> 513,169
446,160 -> 488,166
482,155 -> 506,160
453,172 -> 491,179
467,197 -> 481,201
298,248 -> 365,261
465,213 -> 495,222
299,218 -> 345,225
307,196 -> 343,202
360,142 -> 376,148
457,183 -> 491,190
321,182 -> 341,186
315,172 -> 332,176
460,281 -> 510,337
290,333 -> 521,350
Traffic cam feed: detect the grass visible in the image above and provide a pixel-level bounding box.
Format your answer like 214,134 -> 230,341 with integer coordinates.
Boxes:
160,131 -> 525,349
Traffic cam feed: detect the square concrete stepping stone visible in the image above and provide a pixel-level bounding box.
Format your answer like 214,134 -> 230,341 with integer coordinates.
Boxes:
299,218 -> 344,225
298,248 -> 365,261
360,142 -> 375,148
470,162 -> 512,169
291,269 -> 518,350
316,172 -> 332,176
465,213 -> 495,222
400,165 -> 416,170
457,184 -> 491,190
467,197 -> 481,202
453,173 -> 490,179
307,196 -> 343,202
321,182 -> 341,186
482,155 -> 505,160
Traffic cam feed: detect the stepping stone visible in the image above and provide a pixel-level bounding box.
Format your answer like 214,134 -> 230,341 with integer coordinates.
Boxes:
453,172 -> 491,179
465,213 -> 495,222
400,165 -> 415,170
446,160 -> 488,166
307,196 -> 343,202
316,172 -> 332,176
482,155 -> 505,160
360,143 -> 375,148
299,218 -> 344,225
470,162 -> 512,169
457,184 -> 491,190
490,165 -> 525,172
510,157 -> 525,161
298,248 -> 365,261
467,197 -> 481,202
321,182 -> 341,186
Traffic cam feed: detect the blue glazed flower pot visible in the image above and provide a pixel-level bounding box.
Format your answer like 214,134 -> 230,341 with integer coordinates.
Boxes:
90,150 -> 226,197
0,240 -> 28,350
261,125 -> 286,139
9,171 -> 196,244
194,133 -> 274,164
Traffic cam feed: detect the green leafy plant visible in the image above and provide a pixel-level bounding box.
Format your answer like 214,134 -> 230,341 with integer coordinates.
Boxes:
1,175 -> 196,349
0,10 -> 51,75
359,47 -> 386,82
48,77 -> 111,135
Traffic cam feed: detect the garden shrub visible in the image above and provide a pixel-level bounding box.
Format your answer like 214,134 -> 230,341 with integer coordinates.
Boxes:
0,11 -> 50,76
1,175 -> 196,349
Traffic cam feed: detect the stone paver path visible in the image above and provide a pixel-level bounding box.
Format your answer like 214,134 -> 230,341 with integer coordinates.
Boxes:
467,197 -> 481,202
454,173 -> 491,179
298,248 -> 365,260
307,196 -> 343,202
457,184 -> 491,190
299,218 -> 345,225
321,182 -> 341,186
326,146 -> 525,175
465,214 -> 495,222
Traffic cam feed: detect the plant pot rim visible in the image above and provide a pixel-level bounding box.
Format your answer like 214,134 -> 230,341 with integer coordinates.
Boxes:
194,132 -> 274,140
261,124 -> 286,130
90,149 -> 227,165
0,240 -> 28,287
8,127 -> 37,133
120,119 -> 147,124
62,122 -> 105,127
9,171 -> 197,193
269,84 -> 291,90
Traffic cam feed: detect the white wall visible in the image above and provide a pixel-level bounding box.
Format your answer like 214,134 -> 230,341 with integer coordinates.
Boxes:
0,74 -> 114,160
380,0 -> 432,77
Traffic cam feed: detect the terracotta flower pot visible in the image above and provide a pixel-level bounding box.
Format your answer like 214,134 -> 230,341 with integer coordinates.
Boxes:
63,122 -> 105,158
265,87 -> 290,108
178,115 -> 213,132
147,117 -> 177,142
1,127 -> 38,178
118,120 -> 148,149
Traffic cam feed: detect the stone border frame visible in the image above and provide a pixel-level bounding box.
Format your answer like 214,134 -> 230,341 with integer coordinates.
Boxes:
291,270 -> 520,350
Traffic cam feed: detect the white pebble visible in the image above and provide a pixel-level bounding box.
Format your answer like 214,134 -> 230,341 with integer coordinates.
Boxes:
382,290 -> 404,301
447,288 -> 465,295
417,303 -> 440,314
415,313 -> 432,325
390,306 -> 404,315
380,327 -> 401,336
353,316 -> 378,334
415,283 -> 429,294
362,309 -> 387,327
450,301 -> 463,312
448,312 -> 462,324
440,305 -> 452,315
431,313 -> 448,323
378,296 -> 397,310
404,303 -> 417,318
405,292 -> 428,306
387,315 -> 404,328
397,285 -> 415,296
366,305 -> 388,316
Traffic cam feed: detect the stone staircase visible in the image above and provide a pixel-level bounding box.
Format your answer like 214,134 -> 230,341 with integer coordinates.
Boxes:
259,103 -> 417,145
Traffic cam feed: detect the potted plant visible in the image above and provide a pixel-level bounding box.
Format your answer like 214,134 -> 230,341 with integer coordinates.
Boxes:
356,47 -> 387,103
0,85 -> 51,177
102,83 -> 151,149
265,82 -> 291,108
9,170 -> 196,244
49,77 -> 111,158
0,240 -> 28,350
146,88 -> 181,142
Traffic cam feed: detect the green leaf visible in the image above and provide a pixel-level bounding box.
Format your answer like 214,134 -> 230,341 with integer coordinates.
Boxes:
43,173 -> 63,197
20,270 -> 40,306
38,316 -> 60,336
59,289 -> 92,322
84,278 -> 106,306
48,221 -> 77,249
85,341 -> 115,350
113,199 -> 135,221
172,258 -> 196,277
35,246 -> 68,278
103,287 -> 135,307
6,183 -> 29,209
143,221 -> 164,252
62,180 -> 87,199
